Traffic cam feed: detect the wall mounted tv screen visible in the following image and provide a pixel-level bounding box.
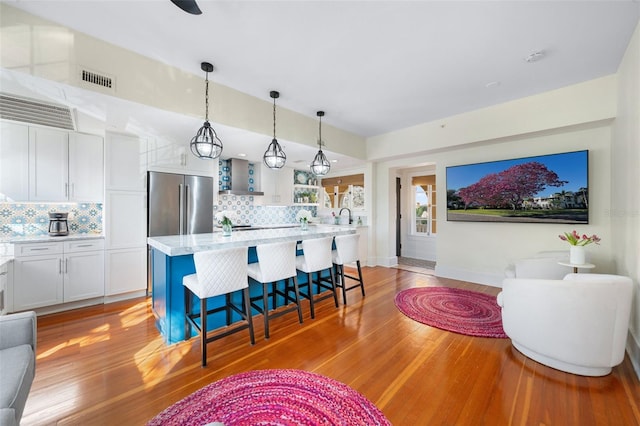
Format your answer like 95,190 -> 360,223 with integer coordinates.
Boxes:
446,150 -> 589,224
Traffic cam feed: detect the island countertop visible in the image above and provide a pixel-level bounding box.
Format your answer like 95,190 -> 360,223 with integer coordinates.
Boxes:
147,225 -> 357,256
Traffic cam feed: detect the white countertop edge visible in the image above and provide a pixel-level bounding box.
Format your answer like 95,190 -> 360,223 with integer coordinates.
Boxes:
7,234 -> 105,244
148,226 -> 356,256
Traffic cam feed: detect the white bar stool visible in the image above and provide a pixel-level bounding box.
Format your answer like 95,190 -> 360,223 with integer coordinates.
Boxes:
183,246 -> 254,367
247,240 -> 303,339
295,236 -> 338,319
332,234 -> 365,304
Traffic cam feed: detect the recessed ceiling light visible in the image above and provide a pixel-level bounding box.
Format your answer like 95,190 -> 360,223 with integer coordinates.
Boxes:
237,153 -> 247,157
331,159 -> 338,163
525,50 -> 545,63
485,81 -> 501,88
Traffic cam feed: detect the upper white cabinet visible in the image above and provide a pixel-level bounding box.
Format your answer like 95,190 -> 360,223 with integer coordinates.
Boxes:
105,132 -> 147,191
0,121 -> 29,201
0,121 -> 104,202
68,133 -> 104,202
257,166 -> 293,206
147,137 -> 214,177
28,126 -> 69,201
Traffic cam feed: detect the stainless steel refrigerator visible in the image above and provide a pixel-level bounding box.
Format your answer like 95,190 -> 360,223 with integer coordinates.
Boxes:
148,171 -> 214,237
147,171 -> 214,292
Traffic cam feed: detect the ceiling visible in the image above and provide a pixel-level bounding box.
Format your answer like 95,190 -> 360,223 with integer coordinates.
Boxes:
1,1 -> 639,168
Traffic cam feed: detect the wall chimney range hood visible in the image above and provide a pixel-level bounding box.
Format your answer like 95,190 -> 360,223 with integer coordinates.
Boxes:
219,158 -> 264,196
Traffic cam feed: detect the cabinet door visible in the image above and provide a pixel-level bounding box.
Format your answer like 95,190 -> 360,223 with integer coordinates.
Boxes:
64,250 -> 105,302
0,121 -> 29,201
259,166 -> 293,205
69,133 -> 104,202
105,247 -> 146,295
105,191 -> 147,249
13,254 -> 64,310
105,132 -> 147,191
148,137 -> 214,176
28,126 -> 69,201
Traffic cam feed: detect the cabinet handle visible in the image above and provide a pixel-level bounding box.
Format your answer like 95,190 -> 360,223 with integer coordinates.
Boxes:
76,244 -> 93,248
65,258 -> 68,274
59,259 -> 63,274
30,247 -> 49,251
71,183 -> 75,197
0,271 -> 7,276
65,183 -> 69,197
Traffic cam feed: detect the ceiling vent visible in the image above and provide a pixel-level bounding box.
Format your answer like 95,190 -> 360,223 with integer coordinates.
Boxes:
79,67 -> 115,93
0,94 -> 75,130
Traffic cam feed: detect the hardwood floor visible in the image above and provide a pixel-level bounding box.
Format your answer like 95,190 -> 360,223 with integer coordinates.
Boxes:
23,267 -> 640,425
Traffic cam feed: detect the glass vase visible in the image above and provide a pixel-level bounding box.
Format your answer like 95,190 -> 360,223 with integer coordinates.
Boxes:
300,220 -> 308,231
222,223 -> 232,237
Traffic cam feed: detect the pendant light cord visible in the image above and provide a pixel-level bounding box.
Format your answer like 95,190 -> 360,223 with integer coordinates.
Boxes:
204,71 -> 210,122
272,96 -> 277,139
318,114 -> 322,150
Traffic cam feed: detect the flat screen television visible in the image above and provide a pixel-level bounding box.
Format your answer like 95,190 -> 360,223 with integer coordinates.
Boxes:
446,150 -> 589,224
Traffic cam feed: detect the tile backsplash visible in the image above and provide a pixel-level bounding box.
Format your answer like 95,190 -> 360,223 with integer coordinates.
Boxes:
0,203 -> 103,240
0,197 -> 318,240
215,194 -> 317,226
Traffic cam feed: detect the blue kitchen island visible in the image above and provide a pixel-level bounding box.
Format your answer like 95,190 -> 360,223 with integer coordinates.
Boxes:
147,225 -> 356,344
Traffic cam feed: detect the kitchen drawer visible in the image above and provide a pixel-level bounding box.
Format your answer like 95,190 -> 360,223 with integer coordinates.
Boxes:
15,242 -> 63,257
64,239 -> 105,253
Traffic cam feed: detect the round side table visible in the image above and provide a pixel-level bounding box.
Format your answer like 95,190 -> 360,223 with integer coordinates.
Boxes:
558,262 -> 595,274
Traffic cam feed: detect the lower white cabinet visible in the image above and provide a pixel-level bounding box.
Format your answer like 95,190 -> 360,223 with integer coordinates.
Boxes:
12,239 -> 104,311
105,247 -> 146,296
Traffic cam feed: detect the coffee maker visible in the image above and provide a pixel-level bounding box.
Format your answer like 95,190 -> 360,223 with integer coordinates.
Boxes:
48,212 -> 69,236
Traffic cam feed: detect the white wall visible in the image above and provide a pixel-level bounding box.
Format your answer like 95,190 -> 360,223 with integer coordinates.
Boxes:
613,21 -> 640,378
369,77 -> 617,284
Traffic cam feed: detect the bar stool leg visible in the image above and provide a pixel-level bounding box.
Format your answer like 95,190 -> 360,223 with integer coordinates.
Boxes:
328,267 -> 339,308
292,276 -> 303,323
263,282 -> 270,339
357,260 -> 365,297
200,297 -> 207,367
307,272 -> 315,319
339,264 -> 347,304
243,287 -> 255,345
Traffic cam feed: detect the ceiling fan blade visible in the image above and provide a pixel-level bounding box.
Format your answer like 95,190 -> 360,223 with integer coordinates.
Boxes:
170,0 -> 202,15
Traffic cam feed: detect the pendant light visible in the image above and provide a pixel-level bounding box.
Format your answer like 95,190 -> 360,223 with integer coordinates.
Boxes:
263,90 -> 286,169
190,61 -> 223,159
310,111 -> 331,176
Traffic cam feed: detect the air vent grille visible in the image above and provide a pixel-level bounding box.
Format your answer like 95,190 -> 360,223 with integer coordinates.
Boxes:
81,69 -> 112,89
0,94 -> 75,130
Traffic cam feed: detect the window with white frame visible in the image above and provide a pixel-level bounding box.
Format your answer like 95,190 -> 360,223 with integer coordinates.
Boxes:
412,175 -> 436,235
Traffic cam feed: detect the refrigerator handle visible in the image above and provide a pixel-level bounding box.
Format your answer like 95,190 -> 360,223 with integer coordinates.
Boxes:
185,184 -> 191,234
179,183 -> 185,235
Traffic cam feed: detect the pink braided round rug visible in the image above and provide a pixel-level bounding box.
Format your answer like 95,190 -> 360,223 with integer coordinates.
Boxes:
147,369 -> 390,426
394,286 -> 508,338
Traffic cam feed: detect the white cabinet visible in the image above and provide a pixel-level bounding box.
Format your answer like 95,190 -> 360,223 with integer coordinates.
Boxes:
257,166 -> 293,206
105,132 -> 148,298
105,247 -> 147,296
0,121 -> 29,201
147,137 -> 214,177
28,126 -> 69,201
12,240 -> 104,311
63,240 -> 105,302
105,191 -> 147,249
0,122 -> 104,202
105,132 -> 147,191
68,133 -> 104,202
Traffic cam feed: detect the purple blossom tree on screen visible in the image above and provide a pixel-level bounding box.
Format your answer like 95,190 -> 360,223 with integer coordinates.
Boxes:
458,162 -> 567,210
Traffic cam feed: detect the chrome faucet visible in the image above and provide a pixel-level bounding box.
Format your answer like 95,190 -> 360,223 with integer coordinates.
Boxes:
339,207 -> 353,224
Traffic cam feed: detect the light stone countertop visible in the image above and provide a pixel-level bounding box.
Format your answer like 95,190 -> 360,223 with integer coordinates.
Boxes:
148,225 -> 357,257
7,234 -> 105,244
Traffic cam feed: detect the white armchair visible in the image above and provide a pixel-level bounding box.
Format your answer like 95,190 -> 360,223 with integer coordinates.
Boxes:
497,274 -> 633,376
504,250 -> 571,279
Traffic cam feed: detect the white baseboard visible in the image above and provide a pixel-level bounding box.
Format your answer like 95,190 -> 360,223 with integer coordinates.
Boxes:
434,265 -> 503,288
104,290 -> 147,304
627,329 -> 640,380
374,256 -> 398,268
